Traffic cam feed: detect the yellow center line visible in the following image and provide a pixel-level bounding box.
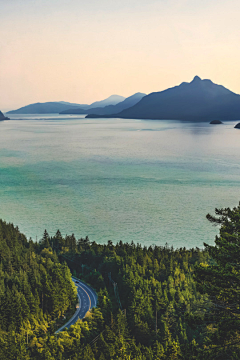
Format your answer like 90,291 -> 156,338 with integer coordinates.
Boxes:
78,284 -> 91,311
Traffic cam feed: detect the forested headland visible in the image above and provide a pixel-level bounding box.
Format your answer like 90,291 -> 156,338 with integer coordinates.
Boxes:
1,203 -> 240,359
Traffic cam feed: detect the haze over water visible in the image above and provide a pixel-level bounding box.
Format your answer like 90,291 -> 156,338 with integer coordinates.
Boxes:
1,114 -> 239,248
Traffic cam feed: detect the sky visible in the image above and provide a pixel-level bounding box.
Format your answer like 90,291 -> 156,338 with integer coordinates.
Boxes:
1,0 -> 240,111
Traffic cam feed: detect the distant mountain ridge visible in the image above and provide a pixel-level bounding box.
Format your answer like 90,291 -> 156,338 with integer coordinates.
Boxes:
85,94 -> 125,109
7,102 -> 84,114
58,101 -> 89,107
60,95 -> 126,114
8,95 -> 126,114
112,76 -> 240,121
85,93 -> 146,116
61,93 -> 146,115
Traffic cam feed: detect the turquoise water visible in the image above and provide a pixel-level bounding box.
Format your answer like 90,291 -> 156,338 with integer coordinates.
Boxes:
1,114 -> 240,248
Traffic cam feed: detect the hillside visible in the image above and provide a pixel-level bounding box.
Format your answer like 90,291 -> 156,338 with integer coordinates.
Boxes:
1,205 -> 239,359
0,222 -> 77,359
114,76 -> 240,121
0,220 -> 210,359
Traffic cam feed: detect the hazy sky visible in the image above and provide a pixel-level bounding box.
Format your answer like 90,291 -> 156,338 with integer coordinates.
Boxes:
1,0 -> 240,110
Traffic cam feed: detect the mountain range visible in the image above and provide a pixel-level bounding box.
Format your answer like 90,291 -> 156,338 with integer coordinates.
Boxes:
7,102 -> 84,114
83,94 -> 125,110
6,76 -> 240,121
108,76 -> 240,121
61,93 -> 146,115
7,95 -> 125,114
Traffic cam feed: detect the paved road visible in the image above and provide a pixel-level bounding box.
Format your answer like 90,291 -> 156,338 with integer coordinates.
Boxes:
55,278 -> 98,333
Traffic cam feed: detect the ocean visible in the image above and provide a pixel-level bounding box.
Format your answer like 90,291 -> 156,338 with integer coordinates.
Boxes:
1,114 -> 239,248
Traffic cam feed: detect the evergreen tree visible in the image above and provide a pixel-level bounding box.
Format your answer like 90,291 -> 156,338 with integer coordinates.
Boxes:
195,203 -> 240,358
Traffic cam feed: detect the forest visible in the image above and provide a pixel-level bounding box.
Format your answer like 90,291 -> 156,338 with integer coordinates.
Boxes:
1,203 -> 240,359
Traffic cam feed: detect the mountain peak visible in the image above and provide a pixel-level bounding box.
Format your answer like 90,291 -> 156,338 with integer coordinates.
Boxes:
192,75 -> 201,82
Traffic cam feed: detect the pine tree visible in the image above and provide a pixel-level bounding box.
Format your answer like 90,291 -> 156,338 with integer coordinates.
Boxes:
195,203 -> 240,358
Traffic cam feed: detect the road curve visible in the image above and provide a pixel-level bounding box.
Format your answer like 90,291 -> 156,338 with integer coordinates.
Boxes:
55,277 -> 98,333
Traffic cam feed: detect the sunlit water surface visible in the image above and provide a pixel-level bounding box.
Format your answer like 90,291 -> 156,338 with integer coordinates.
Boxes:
1,114 -> 240,248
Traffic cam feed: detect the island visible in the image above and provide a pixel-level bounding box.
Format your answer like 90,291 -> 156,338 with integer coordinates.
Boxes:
93,76 -> 240,122
0,111 -> 10,120
209,120 -> 223,124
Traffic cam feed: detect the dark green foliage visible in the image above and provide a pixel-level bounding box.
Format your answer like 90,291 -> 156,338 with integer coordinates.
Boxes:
195,203 -> 240,358
57,238 -> 210,359
0,220 -> 77,359
3,206 -> 238,359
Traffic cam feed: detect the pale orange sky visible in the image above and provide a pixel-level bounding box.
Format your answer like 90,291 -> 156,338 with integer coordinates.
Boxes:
1,0 -> 240,111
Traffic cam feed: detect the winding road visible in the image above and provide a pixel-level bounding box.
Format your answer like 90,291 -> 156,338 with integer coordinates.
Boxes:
55,278 -> 98,333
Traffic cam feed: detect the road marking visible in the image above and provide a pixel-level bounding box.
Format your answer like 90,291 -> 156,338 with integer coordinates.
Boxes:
77,281 -> 97,307
77,284 -> 91,311
56,278 -> 97,334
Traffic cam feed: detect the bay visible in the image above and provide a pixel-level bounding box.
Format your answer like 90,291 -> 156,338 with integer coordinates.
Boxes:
0,114 -> 239,248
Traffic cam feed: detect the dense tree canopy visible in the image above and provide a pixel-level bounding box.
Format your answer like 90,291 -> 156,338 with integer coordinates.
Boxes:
195,203 -> 240,359
1,202 -> 239,359
0,221 -> 77,359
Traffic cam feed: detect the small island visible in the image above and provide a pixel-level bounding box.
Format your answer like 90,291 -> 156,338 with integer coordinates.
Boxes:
209,120 -> 223,124
234,123 -> 240,129
0,111 -> 10,120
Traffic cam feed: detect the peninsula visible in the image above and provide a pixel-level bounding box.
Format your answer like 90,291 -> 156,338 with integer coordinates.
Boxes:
0,111 -> 9,120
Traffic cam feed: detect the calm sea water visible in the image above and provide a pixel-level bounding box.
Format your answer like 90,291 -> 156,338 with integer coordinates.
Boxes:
0,114 -> 240,248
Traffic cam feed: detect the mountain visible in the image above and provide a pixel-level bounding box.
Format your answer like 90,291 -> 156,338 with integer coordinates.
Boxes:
86,94 -> 125,109
0,111 -> 9,120
109,76 -> 240,121
60,95 -> 126,114
59,107 -> 90,115
58,101 -> 88,107
7,101 -> 85,114
85,92 -> 146,117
